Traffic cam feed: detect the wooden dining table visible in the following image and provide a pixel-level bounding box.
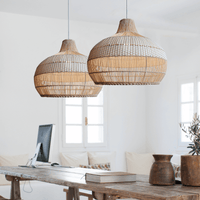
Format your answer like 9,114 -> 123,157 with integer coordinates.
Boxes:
0,166 -> 199,200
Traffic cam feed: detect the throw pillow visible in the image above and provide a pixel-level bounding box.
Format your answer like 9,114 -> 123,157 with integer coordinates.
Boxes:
172,163 -> 181,181
125,152 -> 154,175
88,152 -> 116,171
60,152 -> 88,167
79,163 -> 111,171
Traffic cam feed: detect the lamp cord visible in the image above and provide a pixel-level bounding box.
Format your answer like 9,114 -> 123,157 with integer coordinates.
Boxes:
126,0 -> 128,18
68,0 -> 70,39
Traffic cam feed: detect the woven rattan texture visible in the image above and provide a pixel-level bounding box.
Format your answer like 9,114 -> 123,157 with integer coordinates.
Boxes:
87,19 -> 167,85
34,39 -> 102,97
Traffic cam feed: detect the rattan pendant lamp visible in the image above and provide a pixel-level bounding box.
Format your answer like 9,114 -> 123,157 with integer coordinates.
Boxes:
34,0 -> 102,97
87,0 -> 167,85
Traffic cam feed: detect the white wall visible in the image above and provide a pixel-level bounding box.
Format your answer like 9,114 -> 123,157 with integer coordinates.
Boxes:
145,29 -> 200,154
0,12 -> 146,171
107,85 -> 146,170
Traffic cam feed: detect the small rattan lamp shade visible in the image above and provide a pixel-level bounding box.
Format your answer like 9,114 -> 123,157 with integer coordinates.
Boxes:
34,39 -> 102,97
87,19 -> 167,85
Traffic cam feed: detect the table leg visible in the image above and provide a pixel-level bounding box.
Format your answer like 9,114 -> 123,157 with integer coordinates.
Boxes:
93,192 -> 120,200
105,194 -> 118,200
10,177 -> 21,200
67,187 -> 79,200
67,187 -> 74,200
92,192 -> 105,200
74,188 -> 79,200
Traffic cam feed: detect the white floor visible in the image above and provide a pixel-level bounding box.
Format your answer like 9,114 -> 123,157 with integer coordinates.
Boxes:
0,181 -> 66,200
0,181 -> 91,200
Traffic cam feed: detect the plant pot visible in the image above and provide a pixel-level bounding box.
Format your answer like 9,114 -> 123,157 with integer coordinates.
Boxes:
181,155 -> 200,186
149,154 -> 175,186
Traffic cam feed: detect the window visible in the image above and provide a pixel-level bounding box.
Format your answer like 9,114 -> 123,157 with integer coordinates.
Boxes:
63,89 -> 107,148
179,77 -> 200,144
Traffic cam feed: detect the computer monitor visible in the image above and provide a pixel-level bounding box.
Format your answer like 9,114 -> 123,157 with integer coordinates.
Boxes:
30,124 -> 55,167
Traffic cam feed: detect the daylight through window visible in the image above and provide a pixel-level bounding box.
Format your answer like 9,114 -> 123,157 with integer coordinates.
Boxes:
64,89 -> 105,147
179,78 -> 200,143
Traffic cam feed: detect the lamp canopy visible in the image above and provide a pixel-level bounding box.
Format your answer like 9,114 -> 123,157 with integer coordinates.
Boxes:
87,18 -> 167,85
34,39 -> 102,97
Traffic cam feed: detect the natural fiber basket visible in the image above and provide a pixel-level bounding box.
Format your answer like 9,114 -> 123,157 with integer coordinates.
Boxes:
87,19 -> 167,85
34,39 -> 102,97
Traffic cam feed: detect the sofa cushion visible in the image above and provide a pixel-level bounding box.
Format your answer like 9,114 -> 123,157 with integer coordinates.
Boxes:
126,152 -> 154,175
88,152 -> 116,171
60,152 -> 88,167
79,162 -> 111,171
0,154 -> 29,185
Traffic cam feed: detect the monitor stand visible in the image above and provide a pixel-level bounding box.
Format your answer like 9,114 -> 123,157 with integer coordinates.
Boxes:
30,143 -> 41,168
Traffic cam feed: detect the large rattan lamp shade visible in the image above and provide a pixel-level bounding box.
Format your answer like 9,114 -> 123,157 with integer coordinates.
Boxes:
34,39 -> 102,97
87,19 -> 167,85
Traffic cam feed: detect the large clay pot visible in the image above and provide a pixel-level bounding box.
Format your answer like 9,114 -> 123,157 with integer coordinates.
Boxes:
181,155 -> 200,186
149,154 -> 175,186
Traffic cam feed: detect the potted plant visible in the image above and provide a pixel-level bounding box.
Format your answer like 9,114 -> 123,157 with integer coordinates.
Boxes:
180,113 -> 200,186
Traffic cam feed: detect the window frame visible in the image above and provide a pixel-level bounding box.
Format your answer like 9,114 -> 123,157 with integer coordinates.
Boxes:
61,87 -> 108,149
178,76 -> 198,148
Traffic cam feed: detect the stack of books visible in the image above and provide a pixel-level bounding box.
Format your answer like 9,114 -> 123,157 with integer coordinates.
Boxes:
85,172 -> 136,183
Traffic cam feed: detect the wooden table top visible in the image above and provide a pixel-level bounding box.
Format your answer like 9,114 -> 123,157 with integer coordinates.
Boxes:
0,166 -> 199,200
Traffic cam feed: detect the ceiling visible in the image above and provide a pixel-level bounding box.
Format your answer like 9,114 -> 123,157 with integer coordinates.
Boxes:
0,0 -> 200,33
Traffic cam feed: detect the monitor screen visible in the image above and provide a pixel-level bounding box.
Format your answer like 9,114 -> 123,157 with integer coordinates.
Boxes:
36,124 -> 54,162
